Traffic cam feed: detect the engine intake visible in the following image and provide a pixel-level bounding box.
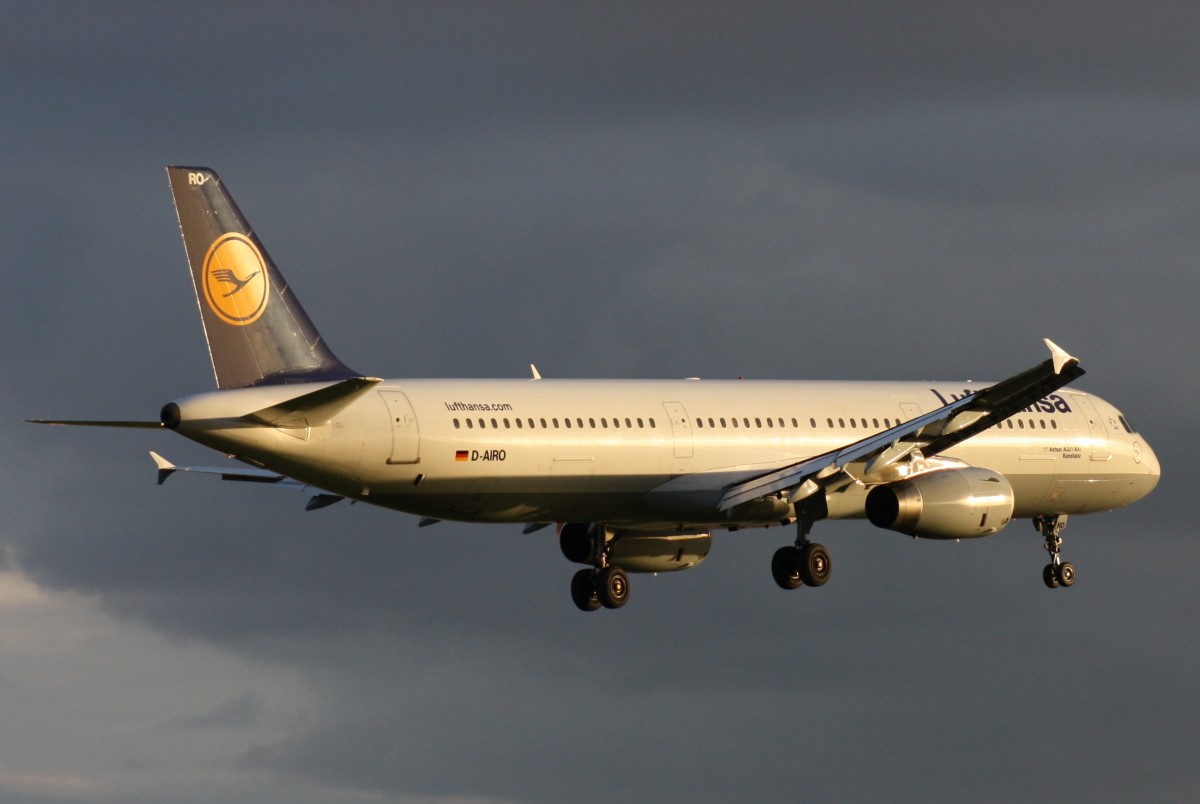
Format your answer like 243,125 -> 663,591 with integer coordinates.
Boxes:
865,467 -> 1014,539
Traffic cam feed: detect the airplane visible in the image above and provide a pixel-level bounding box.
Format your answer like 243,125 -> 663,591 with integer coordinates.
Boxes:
31,166 -> 1161,612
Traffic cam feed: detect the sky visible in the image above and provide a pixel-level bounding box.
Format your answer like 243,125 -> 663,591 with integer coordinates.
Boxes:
2,2 -> 1198,801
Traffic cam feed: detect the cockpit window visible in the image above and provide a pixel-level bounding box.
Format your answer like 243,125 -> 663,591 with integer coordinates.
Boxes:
1118,415 -> 1136,434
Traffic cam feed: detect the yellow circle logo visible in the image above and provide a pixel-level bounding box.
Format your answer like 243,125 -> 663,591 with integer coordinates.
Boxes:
202,233 -> 269,326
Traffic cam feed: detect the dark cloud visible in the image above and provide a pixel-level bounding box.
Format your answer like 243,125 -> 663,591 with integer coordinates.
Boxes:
2,3 -> 1197,802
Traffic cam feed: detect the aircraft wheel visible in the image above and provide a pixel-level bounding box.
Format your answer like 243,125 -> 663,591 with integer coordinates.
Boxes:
570,569 -> 601,612
800,543 -> 831,587
1056,561 -> 1076,587
771,546 -> 804,590
1043,564 -> 1060,589
597,566 -> 630,609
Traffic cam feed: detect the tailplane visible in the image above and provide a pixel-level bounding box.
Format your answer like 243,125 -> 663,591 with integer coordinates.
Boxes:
166,166 -> 357,388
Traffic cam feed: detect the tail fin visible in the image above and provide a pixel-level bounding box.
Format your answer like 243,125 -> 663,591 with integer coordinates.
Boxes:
166,166 -> 357,389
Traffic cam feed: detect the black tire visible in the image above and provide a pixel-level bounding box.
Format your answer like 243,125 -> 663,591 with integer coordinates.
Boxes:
570,569 -> 601,612
1056,561 -> 1076,587
771,546 -> 804,590
800,543 -> 831,587
597,567 -> 630,609
1043,564 -> 1060,589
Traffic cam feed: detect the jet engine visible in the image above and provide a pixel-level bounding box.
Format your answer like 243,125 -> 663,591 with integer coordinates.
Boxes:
559,523 -> 712,573
864,467 -> 1014,539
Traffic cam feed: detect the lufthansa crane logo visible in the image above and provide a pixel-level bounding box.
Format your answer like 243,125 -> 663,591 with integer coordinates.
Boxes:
201,233 -> 269,326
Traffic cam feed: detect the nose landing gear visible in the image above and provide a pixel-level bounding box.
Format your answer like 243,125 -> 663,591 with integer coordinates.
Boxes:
1035,514 -> 1075,589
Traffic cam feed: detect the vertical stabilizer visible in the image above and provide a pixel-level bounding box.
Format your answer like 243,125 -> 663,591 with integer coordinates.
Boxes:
166,166 -> 357,388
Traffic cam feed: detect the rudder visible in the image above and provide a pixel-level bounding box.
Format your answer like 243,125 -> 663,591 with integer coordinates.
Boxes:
166,166 -> 357,388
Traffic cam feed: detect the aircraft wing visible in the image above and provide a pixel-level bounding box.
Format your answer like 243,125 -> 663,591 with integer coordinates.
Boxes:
149,452 -> 345,511
718,339 -> 1085,511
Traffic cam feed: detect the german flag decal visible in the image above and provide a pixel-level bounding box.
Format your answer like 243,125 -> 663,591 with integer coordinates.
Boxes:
455,450 -> 469,461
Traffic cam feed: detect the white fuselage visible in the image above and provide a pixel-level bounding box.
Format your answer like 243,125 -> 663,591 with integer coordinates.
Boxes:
169,377 -> 1160,532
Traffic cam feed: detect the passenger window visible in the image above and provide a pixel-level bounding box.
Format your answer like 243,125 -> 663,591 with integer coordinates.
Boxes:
552,418 -> 559,428
809,418 -> 816,428
637,418 -> 644,428
515,419 -> 522,429
850,419 -> 857,428
708,418 -> 715,428
528,418 -> 535,429
838,418 -> 845,428
479,418 -> 487,429
601,418 -> 608,428
540,418 -> 548,428
491,418 -> 498,429
453,418 -> 460,429
755,417 -> 762,428
696,418 -> 703,428
466,419 -> 474,429
720,418 -> 727,427
873,418 -> 879,428
827,418 -> 834,428
613,417 -> 620,429
589,418 -> 595,428
732,418 -> 739,429
565,418 -> 572,429
1051,420 -> 1058,430
503,418 -> 510,428
767,418 -> 774,428
742,418 -> 750,428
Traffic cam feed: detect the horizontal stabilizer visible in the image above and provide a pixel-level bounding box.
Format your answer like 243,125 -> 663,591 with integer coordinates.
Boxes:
148,450 -> 287,484
242,377 -> 382,427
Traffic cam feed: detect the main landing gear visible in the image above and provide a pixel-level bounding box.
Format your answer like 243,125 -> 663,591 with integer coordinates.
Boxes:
570,566 -> 630,611
569,527 -> 630,612
1035,513 -> 1075,589
771,515 -> 831,591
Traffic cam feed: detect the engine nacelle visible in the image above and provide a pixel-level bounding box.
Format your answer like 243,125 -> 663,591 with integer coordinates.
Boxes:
559,523 -> 712,573
864,467 -> 1014,539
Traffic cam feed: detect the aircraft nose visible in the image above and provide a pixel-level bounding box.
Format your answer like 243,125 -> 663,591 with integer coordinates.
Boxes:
1133,436 -> 1161,492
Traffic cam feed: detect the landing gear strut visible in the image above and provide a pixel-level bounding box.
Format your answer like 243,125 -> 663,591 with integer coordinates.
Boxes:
569,526 -> 630,612
771,514 -> 831,591
1035,514 -> 1075,589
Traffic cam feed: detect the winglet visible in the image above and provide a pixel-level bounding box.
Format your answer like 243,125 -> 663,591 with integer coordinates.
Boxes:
1044,339 -> 1078,375
530,364 -> 542,381
149,451 -> 176,485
